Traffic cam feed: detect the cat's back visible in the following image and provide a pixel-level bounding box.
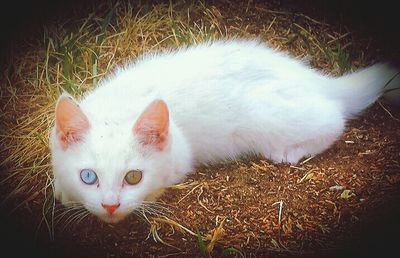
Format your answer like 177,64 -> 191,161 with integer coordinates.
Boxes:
132,39 -> 304,78
79,39 -> 317,122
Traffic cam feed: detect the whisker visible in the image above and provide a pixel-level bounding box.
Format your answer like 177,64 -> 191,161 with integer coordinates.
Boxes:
142,200 -> 174,208
139,207 -> 152,223
55,205 -> 87,229
142,205 -> 171,213
75,210 -> 91,225
142,202 -> 172,214
54,207 -> 84,225
54,204 -> 84,214
132,209 -> 149,223
55,204 -> 84,212
140,206 -> 170,217
68,209 -> 90,228
141,201 -> 172,210
55,201 -> 99,212
54,203 -> 84,211
60,208 -> 87,232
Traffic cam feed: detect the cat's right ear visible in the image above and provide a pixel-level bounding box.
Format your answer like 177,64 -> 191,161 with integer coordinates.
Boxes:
133,99 -> 169,151
55,94 -> 90,150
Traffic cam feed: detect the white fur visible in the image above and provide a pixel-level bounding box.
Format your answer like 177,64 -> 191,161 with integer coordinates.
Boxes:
50,39 -> 399,223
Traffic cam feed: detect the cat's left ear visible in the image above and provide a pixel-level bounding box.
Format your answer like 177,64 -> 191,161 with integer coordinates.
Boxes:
55,94 -> 90,150
133,99 -> 169,150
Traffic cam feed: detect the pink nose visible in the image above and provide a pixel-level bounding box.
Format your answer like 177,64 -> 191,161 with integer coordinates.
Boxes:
101,203 -> 120,215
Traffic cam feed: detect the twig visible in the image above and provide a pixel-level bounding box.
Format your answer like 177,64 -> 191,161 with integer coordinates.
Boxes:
272,200 -> 284,226
176,182 -> 202,204
301,156 -> 315,165
378,100 -> 400,122
266,17 -> 277,32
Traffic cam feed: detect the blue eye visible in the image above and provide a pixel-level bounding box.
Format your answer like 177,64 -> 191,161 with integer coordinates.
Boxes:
80,169 -> 98,185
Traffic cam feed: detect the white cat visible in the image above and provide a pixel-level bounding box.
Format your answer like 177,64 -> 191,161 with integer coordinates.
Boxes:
49,39 -> 399,223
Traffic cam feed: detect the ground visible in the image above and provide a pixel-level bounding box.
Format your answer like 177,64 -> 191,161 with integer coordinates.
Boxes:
0,1 -> 399,257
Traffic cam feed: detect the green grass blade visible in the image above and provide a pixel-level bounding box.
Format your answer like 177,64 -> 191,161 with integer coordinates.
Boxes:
219,247 -> 244,258
97,1 -> 118,46
92,1 -> 118,87
196,231 -> 209,258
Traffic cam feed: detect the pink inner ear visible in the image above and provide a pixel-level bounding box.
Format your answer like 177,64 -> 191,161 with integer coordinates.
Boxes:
133,99 -> 169,150
55,95 -> 90,150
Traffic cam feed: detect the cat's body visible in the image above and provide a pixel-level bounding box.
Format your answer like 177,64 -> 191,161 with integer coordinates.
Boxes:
50,39 -> 399,223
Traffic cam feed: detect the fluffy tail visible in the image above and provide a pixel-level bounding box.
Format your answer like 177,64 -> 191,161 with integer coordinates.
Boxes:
330,63 -> 400,118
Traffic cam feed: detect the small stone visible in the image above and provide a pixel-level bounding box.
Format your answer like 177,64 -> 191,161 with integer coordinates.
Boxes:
329,185 -> 344,192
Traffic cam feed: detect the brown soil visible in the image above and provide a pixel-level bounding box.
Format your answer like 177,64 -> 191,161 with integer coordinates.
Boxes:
1,1 -> 400,258
19,104 -> 399,258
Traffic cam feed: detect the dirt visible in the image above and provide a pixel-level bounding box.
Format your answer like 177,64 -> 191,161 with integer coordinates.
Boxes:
2,103 -> 399,258
1,1 -> 400,258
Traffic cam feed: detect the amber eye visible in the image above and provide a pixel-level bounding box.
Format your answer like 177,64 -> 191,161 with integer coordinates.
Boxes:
124,169 -> 143,185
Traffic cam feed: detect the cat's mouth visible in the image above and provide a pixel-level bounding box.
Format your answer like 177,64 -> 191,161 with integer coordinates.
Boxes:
99,212 -> 128,224
86,204 -> 134,224
89,208 -> 131,223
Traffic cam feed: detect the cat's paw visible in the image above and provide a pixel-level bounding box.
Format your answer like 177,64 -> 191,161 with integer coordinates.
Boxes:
144,188 -> 165,201
53,178 -> 69,203
269,148 -> 306,165
283,146 -> 310,164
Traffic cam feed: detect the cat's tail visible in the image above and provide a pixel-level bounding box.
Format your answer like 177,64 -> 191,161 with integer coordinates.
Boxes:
329,63 -> 400,118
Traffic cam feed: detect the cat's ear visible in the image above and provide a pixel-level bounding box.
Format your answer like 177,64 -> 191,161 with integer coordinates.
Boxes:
55,94 -> 90,150
133,99 -> 169,150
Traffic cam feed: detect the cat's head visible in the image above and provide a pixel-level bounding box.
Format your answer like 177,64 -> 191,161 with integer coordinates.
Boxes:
49,94 -> 192,223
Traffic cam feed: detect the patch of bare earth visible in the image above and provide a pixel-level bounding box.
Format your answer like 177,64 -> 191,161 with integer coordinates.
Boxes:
34,104 -> 398,258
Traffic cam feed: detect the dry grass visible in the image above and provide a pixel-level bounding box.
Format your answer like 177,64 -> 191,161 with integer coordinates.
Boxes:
1,1 -> 222,197
0,0 -> 235,248
1,1 -> 399,257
